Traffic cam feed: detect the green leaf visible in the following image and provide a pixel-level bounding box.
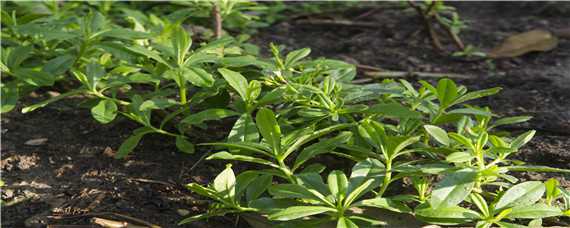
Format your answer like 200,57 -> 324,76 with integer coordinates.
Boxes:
357,197 -> 412,213
181,109 -> 238,125
448,108 -> 494,117
508,203 -> 562,219
228,113 -> 259,142
452,87 -> 501,106
491,116 -> 532,129
495,181 -> 545,211
446,152 -> 474,163
115,127 -> 153,159
344,179 -> 375,207
182,66 -> 214,87
436,78 -> 458,108
269,184 -> 331,206
268,206 -> 334,221
100,28 -> 152,40
293,132 -> 352,170
545,178 -> 561,200
7,45 -> 33,69
430,168 -> 476,209
510,130 -> 535,149
328,170 -> 348,202
1,83 -> 18,113
22,90 -> 83,113
207,151 -> 275,167
469,193 -> 490,217
506,165 -> 570,173
424,125 -> 450,146
13,68 -> 54,87
172,25 -> 191,66
218,68 -> 248,101
91,99 -> 118,124
126,45 -> 172,68
246,174 -> 272,202
449,133 -> 475,149
367,103 -> 422,119
284,48 -> 311,68
42,54 -> 75,75
255,108 -> 281,154
415,205 -> 479,225
337,217 -> 358,228
175,136 -> 195,154
139,98 -> 178,111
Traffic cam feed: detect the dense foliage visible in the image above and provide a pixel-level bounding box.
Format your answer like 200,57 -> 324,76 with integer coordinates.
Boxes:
1,1 -> 569,227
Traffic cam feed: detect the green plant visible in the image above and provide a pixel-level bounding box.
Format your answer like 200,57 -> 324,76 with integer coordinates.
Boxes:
185,73 -> 570,226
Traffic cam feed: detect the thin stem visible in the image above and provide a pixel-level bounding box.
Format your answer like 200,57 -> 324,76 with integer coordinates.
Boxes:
378,159 -> 392,197
212,4 -> 222,39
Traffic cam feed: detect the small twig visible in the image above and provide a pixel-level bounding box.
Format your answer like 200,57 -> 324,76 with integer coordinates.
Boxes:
364,70 -> 472,79
49,212 -> 160,228
356,64 -> 385,71
408,1 -> 444,51
127,178 -> 174,187
294,19 -> 378,29
212,4 -> 222,39
189,149 -> 212,173
434,14 -> 465,50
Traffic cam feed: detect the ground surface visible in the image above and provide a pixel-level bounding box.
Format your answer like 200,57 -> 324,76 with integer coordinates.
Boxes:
2,2 -> 569,228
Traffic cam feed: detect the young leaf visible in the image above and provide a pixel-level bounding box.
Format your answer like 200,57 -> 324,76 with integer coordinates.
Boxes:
91,99 -> 118,124
172,25 -> 191,66
424,125 -> 450,146
510,130 -> 536,149
495,181 -> 545,211
218,68 -> 248,101
430,168 -> 476,209
181,109 -> 238,125
491,116 -> 532,129
436,78 -> 458,108
268,206 -> 334,221
469,193 -> 490,218
176,136 -> 195,154
328,170 -> 348,202
284,48 -> 311,68
255,108 -> 281,154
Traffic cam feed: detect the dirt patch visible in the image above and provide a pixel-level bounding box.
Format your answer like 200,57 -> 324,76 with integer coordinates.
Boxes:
2,2 -> 569,227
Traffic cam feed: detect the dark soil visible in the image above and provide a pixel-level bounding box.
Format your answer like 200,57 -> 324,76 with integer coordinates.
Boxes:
2,2 -> 569,228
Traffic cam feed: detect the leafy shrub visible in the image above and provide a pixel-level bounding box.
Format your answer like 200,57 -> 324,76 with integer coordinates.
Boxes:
182,50 -> 570,227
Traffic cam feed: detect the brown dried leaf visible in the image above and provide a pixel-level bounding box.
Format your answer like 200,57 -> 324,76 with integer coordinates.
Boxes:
488,29 -> 559,58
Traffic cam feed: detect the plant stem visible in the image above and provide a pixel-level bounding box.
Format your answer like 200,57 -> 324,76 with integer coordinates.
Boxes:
212,4 -> 222,39
378,160 -> 392,196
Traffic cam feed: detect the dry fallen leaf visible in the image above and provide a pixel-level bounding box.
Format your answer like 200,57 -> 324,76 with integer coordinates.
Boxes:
24,138 -> 48,146
488,29 -> 559,58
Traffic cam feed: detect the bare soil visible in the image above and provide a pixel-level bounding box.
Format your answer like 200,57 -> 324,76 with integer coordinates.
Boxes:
2,2 -> 569,228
